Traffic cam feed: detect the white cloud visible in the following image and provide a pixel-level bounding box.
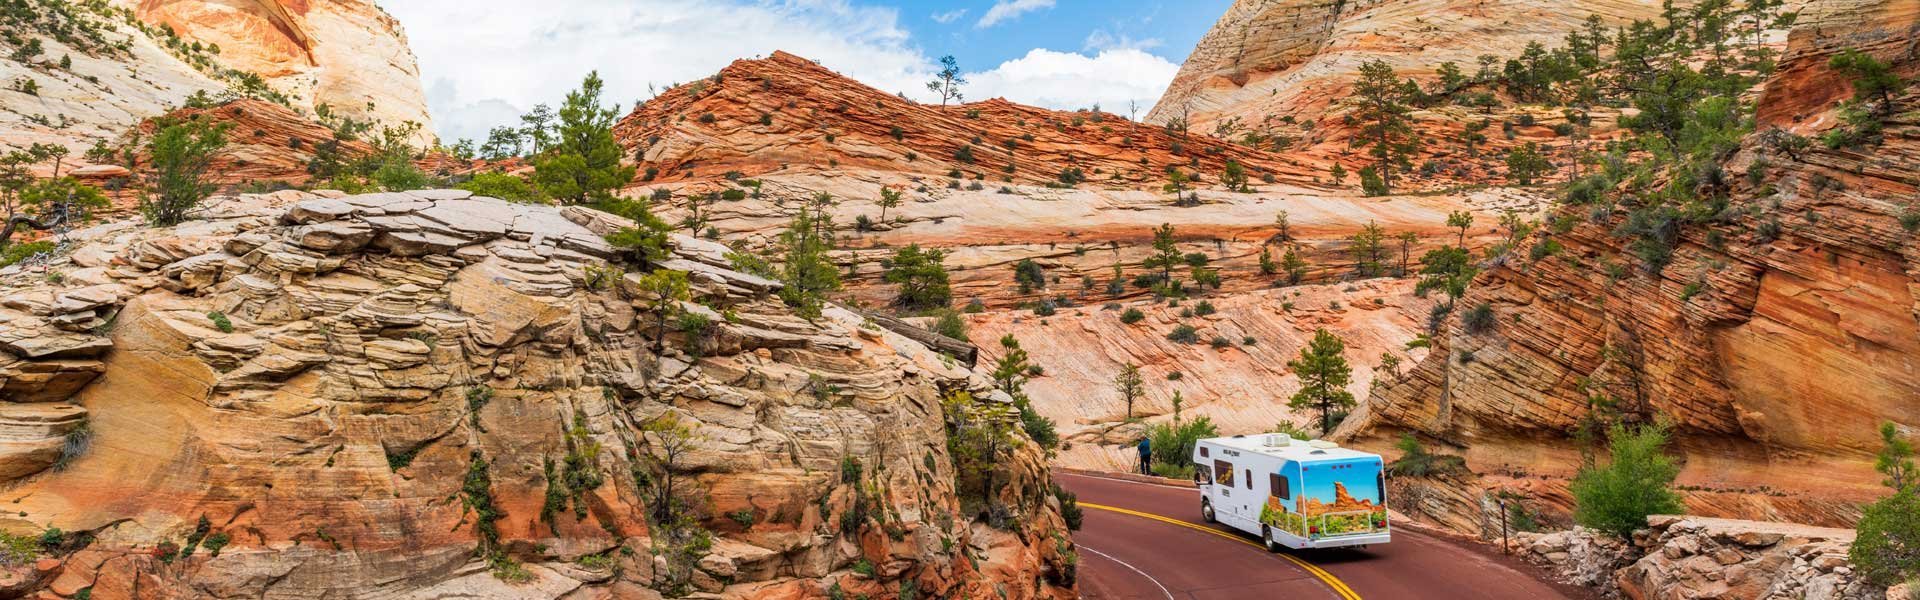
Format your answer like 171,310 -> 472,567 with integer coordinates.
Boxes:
965,48 -> 1179,114
930,9 -> 967,24
1083,30 -> 1162,52
382,0 -> 934,144
976,0 -> 1054,29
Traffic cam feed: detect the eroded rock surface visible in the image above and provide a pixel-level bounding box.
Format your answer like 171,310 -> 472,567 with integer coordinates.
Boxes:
0,190 -> 1073,599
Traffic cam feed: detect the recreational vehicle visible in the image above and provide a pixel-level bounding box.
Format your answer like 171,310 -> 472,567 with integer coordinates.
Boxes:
1193,434 -> 1390,551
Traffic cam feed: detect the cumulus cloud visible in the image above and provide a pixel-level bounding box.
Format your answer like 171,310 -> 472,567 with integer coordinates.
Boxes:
930,9 -> 967,24
965,48 -> 1180,114
383,0 -> 933,144
977,0 -> 1054,29
1083,30 -> 1163,52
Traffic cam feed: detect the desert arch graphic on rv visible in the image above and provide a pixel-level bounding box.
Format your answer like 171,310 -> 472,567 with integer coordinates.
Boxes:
1194,434 -> 1391,551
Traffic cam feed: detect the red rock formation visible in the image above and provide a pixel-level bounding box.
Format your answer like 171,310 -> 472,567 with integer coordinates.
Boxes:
130,98 -> 372,187
615,51 -> 1323,188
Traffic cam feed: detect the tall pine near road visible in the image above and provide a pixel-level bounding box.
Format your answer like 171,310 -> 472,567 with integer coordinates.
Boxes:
534,71 -> 635,204
1287,329 -> 1354,435
1351,60 -> 1418,196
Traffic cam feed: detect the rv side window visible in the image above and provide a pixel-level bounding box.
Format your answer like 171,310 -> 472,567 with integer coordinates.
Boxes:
1199,446 -> 1209,458
1270,473 -> 1289,500
1213,460 -> 1234,486
1245,470 -> 1252,490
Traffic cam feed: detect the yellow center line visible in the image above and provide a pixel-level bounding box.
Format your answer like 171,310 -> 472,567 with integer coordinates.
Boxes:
1079,501 -> 1363,600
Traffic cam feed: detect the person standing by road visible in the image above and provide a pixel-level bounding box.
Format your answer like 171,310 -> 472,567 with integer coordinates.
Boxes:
1137,437 -> 1152,475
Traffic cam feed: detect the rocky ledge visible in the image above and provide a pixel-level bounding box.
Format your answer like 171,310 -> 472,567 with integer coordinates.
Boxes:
1514,516 -> 1887,600
0,190 -> 1074,599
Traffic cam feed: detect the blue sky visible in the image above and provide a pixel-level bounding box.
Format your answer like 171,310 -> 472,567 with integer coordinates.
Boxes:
382,0 -> 1230,144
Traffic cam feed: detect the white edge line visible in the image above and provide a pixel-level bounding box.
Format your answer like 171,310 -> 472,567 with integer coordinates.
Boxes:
1078,544 -> 1177,600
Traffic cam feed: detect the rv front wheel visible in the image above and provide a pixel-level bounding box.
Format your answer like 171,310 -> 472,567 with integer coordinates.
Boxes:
1200,500 -> 1215,523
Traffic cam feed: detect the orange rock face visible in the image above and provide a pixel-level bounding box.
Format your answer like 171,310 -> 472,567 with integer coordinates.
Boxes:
121,0 -> 435,142
1356,1 -> 1920,530
615,51 -> 1322,188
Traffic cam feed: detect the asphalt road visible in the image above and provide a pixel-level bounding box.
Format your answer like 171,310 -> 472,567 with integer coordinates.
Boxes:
1063,472 -> 1587,600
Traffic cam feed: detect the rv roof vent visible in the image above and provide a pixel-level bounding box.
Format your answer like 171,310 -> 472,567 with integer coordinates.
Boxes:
1310,450 -> 1328,455
1308,440 -> 1339,449
1263,434 -> 1291,446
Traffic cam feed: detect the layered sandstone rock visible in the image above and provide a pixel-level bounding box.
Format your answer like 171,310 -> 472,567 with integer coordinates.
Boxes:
614,51 -> 1324,188
1150,0 -> 1673,132
0,0 -> 431,155
114,0 -> 432,143
1354,1 -> 1920,529
0,190 -> 1073,599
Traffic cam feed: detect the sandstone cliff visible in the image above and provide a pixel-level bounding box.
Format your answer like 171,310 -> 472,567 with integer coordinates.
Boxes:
1149,0 -> 1672,131
0,0 -> 431,155
1355,0 -> 1920,530
0,190 -> 1074,599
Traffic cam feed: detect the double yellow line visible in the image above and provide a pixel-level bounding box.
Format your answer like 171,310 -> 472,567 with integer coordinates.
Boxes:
1079,501 -> 1363,600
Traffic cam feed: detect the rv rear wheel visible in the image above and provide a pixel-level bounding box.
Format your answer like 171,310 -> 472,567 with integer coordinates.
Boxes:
1200,499 -> 1215,523
1262,526 -> 1281,553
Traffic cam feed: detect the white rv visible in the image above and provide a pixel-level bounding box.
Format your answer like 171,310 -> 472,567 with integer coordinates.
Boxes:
1192,434 -> 1391,551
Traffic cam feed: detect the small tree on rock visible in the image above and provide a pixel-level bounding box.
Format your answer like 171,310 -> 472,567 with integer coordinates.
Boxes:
1113,363 -> 1144,420
883,243 -> 951,309
533,72 -> 635,204
141,118 -> 230,227
1288,329 -> 1355,434
927,55 -> 967,107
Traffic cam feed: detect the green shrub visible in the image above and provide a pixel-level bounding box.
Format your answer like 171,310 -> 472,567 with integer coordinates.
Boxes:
1166,324 -> 1199,343
0,241 -> 54,267
1386,433 -> 1466,477
1120,308 -> 1145,324
1462,302 -> 1495,334
1052,484 -> 1082,531
1571,422 -> 1684,539
1146,416 -> 1217,472
206,311 -> 234,333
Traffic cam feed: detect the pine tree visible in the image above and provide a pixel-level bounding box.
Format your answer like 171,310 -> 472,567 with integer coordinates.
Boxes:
1348,220 -> 1387,277
1113,363 -> 1144,420
1143,223 -> 1184,291
1281,248 -> 1308,285
883,243 -> 951,309
778,203 -> 840,320
141,118 -> 230,227
1352,60 -> 1419,194
1288,329 -> 1355,435
533,72 -> 635,204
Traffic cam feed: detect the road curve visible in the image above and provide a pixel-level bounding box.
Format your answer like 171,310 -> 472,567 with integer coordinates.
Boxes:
1063,472 -> 1589,600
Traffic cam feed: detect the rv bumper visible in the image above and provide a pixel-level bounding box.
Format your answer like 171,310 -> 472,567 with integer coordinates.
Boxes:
1305,532 -> 1391,549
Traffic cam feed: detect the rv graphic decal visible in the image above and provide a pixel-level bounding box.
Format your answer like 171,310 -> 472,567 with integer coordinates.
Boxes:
1259,460 -> 1388,538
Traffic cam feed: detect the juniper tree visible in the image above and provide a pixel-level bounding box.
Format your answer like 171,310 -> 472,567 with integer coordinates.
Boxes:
883,243 -> 951,309
141,117 -> 230,227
